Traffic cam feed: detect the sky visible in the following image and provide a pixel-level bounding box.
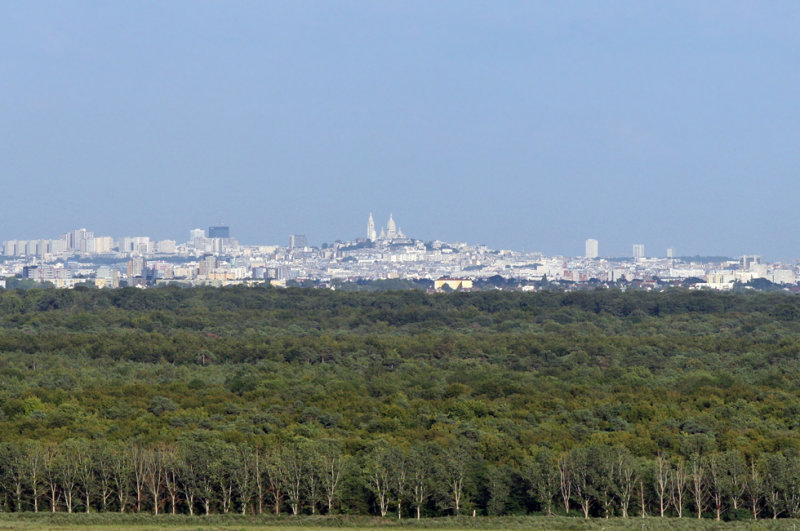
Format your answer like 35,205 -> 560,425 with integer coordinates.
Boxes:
2,2 -> 800,259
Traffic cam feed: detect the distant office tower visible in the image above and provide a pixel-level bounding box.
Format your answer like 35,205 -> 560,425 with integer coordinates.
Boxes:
189,228 -> 205,250
633,244 -> 645,259
67,228 -> 94,252
208,226 -> 230,239
740,255 -> 761,270
49,239 -> 67,254
208,237 -> 223,254
119,236 -> 152,254
585,239 -> 599,259
367,213 -> 377,242
288,234 -> 308,249
3,240 -> 17,256
89,236 -> 114,254
667,247 -> 675,258
199,255 -> 217,276
127,256 -> 146,278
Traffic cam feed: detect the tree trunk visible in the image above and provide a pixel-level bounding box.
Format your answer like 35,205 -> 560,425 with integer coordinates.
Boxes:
639,480 -> 647,518
558,456 -> 571,514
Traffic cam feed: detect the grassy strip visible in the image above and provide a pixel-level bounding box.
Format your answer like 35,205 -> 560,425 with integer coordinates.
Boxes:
0,514 -> 796,530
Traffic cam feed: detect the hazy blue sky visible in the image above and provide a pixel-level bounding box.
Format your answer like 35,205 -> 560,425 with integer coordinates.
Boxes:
2,2 -> 800,258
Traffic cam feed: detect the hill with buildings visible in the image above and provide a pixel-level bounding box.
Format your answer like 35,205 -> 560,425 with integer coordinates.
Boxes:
0,219 -> 796,292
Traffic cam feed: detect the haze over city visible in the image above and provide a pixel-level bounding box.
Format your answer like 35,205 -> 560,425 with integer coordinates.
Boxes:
3,2 -> 800,259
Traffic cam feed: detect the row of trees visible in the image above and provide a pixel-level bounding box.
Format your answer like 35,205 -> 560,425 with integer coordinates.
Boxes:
533,448 -> 794,521
3,439 -> 800,520
0,438 -> 479,518
0,439 -> 347,516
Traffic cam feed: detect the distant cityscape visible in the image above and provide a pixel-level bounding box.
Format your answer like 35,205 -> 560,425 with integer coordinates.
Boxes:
0,214 -> 796,291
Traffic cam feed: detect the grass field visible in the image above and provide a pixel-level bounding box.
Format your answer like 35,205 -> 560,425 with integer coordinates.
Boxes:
1,514 -> 799,531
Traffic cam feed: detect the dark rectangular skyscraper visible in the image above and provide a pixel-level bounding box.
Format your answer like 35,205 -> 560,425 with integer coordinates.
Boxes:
208,226 -> 230,239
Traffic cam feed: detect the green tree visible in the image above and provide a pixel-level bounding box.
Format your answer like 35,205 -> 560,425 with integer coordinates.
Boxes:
523,448 -> 558,516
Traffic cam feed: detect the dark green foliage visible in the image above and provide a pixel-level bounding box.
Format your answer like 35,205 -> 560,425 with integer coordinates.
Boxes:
1,287 -> 800,519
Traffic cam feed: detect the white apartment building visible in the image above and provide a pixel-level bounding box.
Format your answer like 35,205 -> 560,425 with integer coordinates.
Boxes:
585,238 -> 598,259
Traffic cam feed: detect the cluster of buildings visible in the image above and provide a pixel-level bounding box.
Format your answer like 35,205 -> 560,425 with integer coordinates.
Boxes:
586,239 -> 676,261
0,216 -> 798,292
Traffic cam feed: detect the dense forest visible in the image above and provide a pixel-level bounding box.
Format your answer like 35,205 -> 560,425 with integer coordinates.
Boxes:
2,287 -> 800,520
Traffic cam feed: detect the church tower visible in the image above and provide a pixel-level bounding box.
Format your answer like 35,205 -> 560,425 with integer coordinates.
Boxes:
367,213 -> 377,242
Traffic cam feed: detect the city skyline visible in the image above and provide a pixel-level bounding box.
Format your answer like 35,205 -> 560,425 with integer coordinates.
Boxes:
3,3 -> 800,259
0,217 -> 771,261
3,214 -> 796,292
